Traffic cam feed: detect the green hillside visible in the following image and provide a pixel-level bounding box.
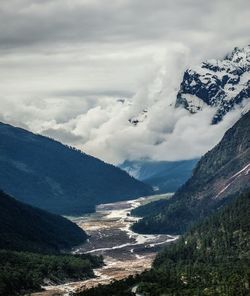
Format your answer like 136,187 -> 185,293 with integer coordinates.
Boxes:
0,251 -> 103,296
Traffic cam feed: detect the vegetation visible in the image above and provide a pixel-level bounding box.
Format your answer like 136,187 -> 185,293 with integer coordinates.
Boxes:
132,193 -> 235,234
131,198 -> 171,218
78,191 -> 250,296
0,191 -> 104,295
0,250 -> 103,296
132,111 -> 250,234
0,121 -> 152,215
0,191 -> 87,253
81,275 -> 138,296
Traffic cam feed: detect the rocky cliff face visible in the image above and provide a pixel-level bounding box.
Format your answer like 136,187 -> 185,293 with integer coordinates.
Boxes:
175,46 -> 250,123
175,110 -> 250,201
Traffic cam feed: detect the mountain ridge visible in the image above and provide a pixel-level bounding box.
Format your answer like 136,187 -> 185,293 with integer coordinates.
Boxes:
0,121 -> 153,215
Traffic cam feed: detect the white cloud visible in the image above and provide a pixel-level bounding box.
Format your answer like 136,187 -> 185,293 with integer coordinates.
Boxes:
0,0 -> 249,164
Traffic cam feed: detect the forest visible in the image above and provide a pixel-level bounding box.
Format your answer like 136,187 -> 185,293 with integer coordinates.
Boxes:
0,190 -> 103,295
0,251 -> 103,296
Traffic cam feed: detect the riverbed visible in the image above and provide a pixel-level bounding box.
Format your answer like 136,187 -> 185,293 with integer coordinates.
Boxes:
34,194 -> 177,296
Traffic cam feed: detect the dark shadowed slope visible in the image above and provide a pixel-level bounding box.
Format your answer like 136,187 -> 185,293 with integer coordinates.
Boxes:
0,122 -> 153,215
0,190 -> 87,253
133,110 -> 250,234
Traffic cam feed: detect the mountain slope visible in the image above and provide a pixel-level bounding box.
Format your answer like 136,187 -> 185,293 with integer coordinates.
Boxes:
0,191 -> 87,253
120,159 -> 198,193
0,122 -> 153,215
0,251 -> 103,296
138,191 -> 250,295
175,46 -> 250,123
132,110 -> 250,234
79,191 -> 250,296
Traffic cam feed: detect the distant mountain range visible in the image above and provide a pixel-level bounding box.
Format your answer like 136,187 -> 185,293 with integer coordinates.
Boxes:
119,159 -> 198,193
0,190 -> 87,253
175,45 -> 250,123
132,110 -> 250,234
0,122 -> 152,215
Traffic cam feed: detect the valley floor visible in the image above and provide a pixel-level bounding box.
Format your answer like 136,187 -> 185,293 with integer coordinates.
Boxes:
33,194 -> 177,296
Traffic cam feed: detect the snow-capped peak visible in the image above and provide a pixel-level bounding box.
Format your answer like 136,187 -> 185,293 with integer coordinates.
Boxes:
225,45 -> 250,68
175,46 -> 250,123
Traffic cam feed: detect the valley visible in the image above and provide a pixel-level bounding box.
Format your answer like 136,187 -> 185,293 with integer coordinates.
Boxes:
1,4 -> 250,294
35,194 -> 177,296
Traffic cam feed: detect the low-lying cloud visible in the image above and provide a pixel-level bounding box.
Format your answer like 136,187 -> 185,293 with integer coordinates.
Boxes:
0,0 -> 249,164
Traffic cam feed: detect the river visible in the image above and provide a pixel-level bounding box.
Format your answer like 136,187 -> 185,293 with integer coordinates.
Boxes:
32,194 -> 178,296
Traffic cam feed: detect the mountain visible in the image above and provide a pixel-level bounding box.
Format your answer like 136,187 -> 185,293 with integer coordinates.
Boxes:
175,46 -> 250,123
126,46 -> 250,128
0,122 -> 153,215
80,191 -> 250,296
0,190 -> 105,296
0,190 -> 87,253
119,159 -> 198,193
121,46 -> 249,187
132,110 -> 250,234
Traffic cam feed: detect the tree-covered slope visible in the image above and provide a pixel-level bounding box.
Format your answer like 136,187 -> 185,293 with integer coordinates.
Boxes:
136,191 -> 250,296
80,191 -> 250,296
0,191 -> 87,253
132,111 -> 250,234
0,122 -> 153,215
0,251 -> 103,296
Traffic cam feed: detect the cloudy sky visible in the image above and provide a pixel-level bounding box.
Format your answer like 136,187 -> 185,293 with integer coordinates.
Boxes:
0,0 -> 249,164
